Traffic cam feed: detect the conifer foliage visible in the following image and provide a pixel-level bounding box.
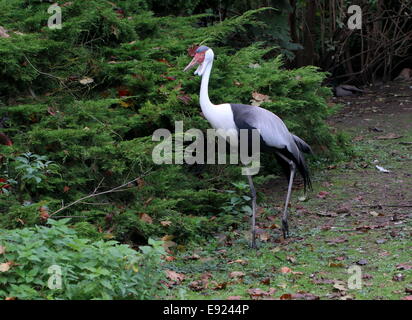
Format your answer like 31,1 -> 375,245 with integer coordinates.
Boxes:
0,1 -> 347,244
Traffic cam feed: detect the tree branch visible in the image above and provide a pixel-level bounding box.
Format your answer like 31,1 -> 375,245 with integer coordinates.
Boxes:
50,169 -> 153,217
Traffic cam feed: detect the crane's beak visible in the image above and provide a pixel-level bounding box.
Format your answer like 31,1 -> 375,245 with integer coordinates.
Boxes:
184,52 -> 206,74
184,56 -> 199,72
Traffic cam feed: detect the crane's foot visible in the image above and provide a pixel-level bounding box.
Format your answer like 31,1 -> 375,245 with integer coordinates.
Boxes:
282,219 -> 290,239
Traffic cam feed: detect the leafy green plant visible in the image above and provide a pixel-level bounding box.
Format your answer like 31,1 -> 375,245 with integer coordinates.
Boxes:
222,182 -> 253,217
0,219 -> 166,300
15,152 -> 59,185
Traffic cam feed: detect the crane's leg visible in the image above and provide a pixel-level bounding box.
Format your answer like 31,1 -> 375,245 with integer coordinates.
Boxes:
275,152 -> 296,238
247,175 -> 257,249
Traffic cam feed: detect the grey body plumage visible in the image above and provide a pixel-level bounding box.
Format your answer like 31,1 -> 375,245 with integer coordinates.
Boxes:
230,104 -> 312,192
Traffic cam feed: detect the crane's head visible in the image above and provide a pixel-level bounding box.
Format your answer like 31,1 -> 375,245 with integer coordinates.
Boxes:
184,46 -> 214,76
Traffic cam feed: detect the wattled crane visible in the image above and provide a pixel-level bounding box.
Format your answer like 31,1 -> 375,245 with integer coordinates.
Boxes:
184,46 -> 312,248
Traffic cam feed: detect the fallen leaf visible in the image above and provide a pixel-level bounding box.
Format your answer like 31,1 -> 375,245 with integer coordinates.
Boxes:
118,89 -> 131,97
212,282 -> 228,290
162,241 -> 177,251
336,206 -> 351,214
287,256 -> 296,264
0,26 -> 10,38
164,256 -> 175,262
403,295 -> 412,300
280,293 -> 292,300
189,280 -> 205,292
165,270 -> 185,284
139,213 -> 153,224
252,92 -> 269,102
160,220 -> 172,227
291,292 -> 320,300
250,92 -> 272,107
39,206 -> 50,222
259,232 -> 271,242
201,273 -> 213,281
317,191 -> 330,199
362,273 -> 373,280
0,246 -> 5,254
229,271 -> 246,279
329,262 -> 345,268
248,288 -> 276,299
184,254 -> 200,261
393,273 -> 405,282
298,196 -> 308,202
333,281 -> 347,292
79,77 -> 94,85
396,263 -> 412,271
0,262 -> 13,272
161,74 -> 176,81
261,278 -> 271,285
280,267 -> 292,274
370,211 -> 379,217
161,235 -> 174,241
227,296 -> 242,300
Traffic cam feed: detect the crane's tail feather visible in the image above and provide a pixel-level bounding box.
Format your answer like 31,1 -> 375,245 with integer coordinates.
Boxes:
274,150 -> 312,193
293,135 -> 312,192
290,135 -> 313,192
296,153 -> 312,193
292,135 -> 313,154
275,134 -> 313,192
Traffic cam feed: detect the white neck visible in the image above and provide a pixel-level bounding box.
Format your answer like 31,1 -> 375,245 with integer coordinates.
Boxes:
199,60 -> 215,116
197,59 -> 237,133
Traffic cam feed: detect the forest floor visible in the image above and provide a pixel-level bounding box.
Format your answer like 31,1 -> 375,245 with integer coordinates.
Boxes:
162,81 -> 412,300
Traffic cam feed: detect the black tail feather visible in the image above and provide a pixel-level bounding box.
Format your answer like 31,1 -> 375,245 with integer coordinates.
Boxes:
292,135 -> 313,155
275,135 -> 312,192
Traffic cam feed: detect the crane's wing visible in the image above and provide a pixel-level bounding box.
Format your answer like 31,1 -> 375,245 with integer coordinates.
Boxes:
230,104 -> 312,190
230,104 -> 297,153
